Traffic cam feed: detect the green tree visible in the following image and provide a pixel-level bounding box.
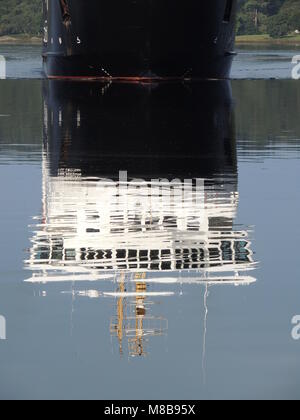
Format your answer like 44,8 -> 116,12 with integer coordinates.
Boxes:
267,13 -> 290,37
237,0 -> 300,36
0,0 -> 42,36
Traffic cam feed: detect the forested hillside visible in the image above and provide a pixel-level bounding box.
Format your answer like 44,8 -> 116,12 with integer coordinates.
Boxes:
0,0 -> 42,36
237,0 -> 300,37
0,0 -> 300,38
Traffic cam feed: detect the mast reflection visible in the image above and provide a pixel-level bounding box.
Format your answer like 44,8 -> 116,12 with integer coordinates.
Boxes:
25,81 -> 256,357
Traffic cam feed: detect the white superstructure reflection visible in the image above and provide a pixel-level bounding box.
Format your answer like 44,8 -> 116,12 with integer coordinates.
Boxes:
25,161 -> 255,283
25,160 -> 256,358
24,80 -> 257,358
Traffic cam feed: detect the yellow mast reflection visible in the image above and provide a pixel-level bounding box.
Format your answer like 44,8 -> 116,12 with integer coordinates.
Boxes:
110,273 -> 168,358
110,272 -> 126,356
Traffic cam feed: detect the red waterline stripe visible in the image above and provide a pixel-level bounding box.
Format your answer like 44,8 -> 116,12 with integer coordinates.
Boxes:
46,75 -> 199,84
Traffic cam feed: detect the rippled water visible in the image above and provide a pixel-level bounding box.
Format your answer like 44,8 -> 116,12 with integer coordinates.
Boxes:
0,45 -> 43,79
234,44 -> 300,79
0,44 -> 300,79
0,77 -> 300,399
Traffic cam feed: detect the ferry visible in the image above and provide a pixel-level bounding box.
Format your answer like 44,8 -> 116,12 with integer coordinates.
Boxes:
42,0 -> 238,80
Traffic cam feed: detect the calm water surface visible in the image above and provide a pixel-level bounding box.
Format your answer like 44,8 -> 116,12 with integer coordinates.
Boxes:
1,44 -> 300,79
0,65 -> 300,399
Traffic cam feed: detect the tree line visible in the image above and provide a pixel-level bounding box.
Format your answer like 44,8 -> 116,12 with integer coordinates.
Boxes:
0,0 -> 41,36
0,0 -> 300,38
237,0 -> 300,37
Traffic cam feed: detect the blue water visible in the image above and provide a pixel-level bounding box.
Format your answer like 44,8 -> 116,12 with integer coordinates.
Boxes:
0,51 -> 300,400
0,44 -> 300,79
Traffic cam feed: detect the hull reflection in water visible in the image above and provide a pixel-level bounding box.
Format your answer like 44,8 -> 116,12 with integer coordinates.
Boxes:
25,81 -> 256,357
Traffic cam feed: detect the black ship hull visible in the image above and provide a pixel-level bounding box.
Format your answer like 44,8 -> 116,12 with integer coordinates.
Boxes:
43,80 -> 236,179
43,0 -> 237,80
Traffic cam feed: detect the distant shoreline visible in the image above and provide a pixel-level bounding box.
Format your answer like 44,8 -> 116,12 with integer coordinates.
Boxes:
0,35 -> 41,45
236,34 -> 300,45
1,33 -> 300,47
